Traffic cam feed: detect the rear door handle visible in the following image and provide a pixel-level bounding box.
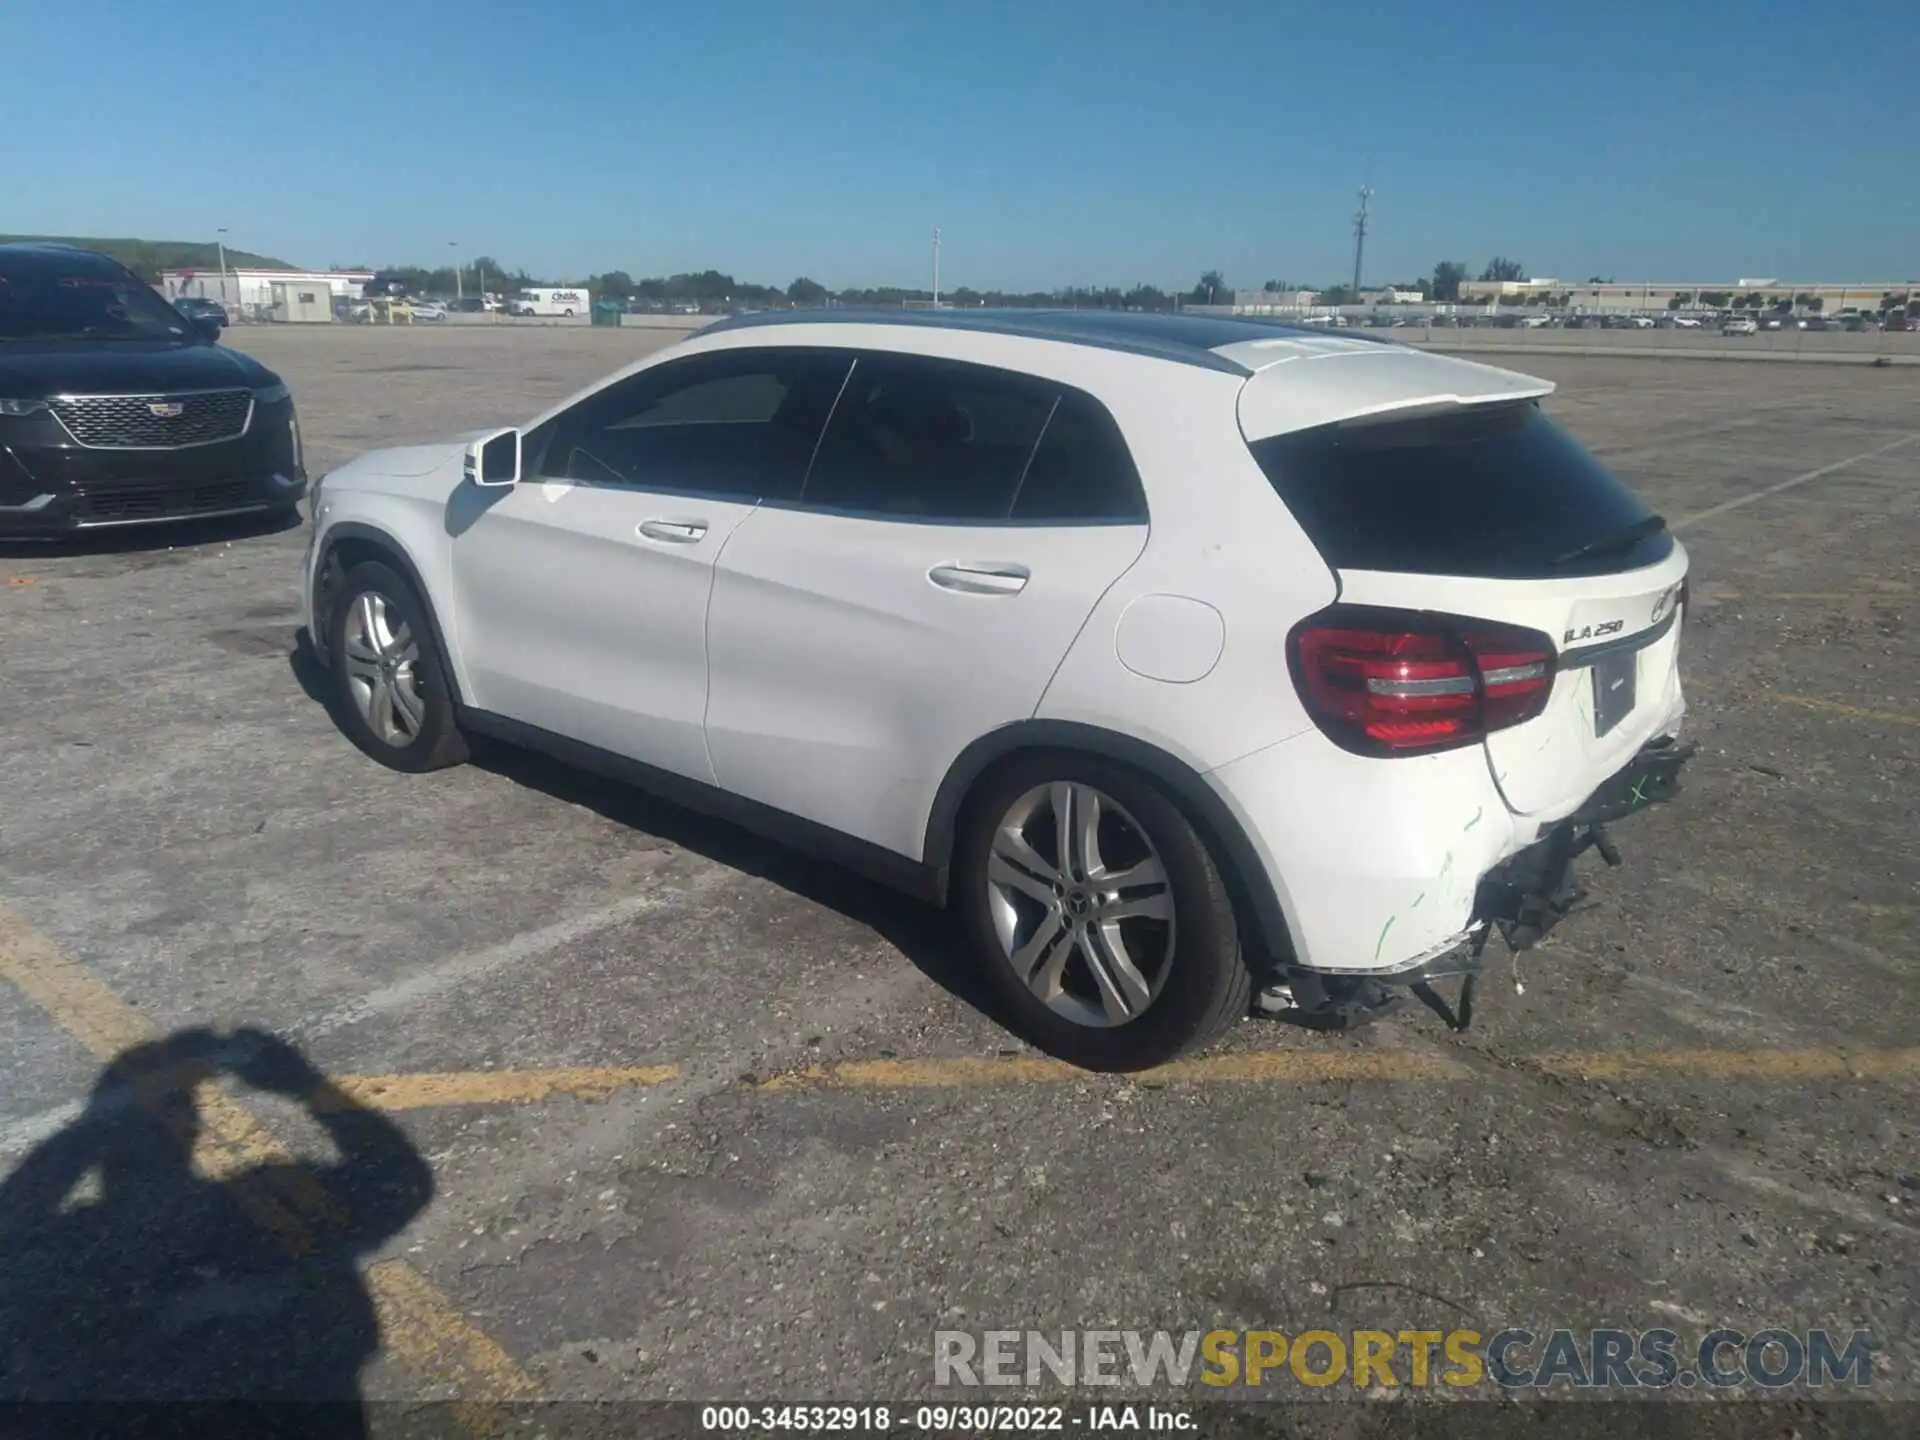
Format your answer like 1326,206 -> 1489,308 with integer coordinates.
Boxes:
637,518 -> 708,544
928,562 -> 1030,596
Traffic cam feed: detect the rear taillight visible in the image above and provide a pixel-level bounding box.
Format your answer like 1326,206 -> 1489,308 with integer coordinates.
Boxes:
1289,606 -> 1556,755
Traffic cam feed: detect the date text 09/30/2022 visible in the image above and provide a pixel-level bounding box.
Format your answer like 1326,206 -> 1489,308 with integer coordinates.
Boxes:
700,1405 -> 1195,1433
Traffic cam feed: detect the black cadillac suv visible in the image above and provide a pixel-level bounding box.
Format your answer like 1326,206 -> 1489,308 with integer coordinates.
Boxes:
0,243 -> 306,535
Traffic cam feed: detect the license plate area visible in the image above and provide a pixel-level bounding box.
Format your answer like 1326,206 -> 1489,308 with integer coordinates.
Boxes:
1591,650 -> 1637,737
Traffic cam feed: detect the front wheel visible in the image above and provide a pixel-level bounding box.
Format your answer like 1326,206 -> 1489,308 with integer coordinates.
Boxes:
326,561 -> 468,773
954,754 -> 1251,1071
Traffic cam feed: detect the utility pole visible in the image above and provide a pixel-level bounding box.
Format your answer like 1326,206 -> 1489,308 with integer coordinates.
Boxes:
932,227 -> 941,308
451,241 -> 462,301
1351,186 -> 1372,299
216,227 -> 231,312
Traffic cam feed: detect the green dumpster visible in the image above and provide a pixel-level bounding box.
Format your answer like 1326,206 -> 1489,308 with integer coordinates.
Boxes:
592,298 -> 623,328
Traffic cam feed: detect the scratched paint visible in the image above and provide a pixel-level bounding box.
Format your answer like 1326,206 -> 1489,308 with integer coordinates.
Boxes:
1372,915 -> 1396,962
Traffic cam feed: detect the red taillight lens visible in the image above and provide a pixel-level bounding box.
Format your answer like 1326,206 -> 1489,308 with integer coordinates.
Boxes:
1290,607 -> 1556,755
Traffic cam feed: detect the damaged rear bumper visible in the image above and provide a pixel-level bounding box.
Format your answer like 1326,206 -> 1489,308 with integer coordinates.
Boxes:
1472,732 -> 1695,953
1270,734 -> 1696,1029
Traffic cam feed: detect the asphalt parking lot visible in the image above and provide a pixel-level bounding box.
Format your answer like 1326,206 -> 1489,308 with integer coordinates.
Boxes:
1,325 -> 1916,1423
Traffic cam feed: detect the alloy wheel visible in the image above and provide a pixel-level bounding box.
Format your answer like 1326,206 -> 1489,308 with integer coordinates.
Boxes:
340,591 -> 426,746
985,782 -> 1176,1028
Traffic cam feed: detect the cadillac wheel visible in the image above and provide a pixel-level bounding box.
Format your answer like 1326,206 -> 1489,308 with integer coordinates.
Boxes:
325,562 -> 468,773
956,755 -> 1251,1071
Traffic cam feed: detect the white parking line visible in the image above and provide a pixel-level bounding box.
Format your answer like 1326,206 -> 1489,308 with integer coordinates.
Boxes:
298,892 -> 669,1040
1671,433 -> 1920,530
0,1098 -> 87,1156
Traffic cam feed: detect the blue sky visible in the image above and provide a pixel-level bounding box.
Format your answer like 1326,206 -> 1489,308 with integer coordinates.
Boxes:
7,0 -> 1914,290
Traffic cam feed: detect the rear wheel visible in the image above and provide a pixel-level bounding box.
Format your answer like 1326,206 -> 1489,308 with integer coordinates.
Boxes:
955,753 -> 1250,1071
326,561 -> 468,773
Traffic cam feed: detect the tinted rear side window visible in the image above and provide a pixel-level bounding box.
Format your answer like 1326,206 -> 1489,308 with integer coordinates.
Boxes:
801,354 -> 1057,520
1009,392 -> 1147,523
1248,402 -> 1671,579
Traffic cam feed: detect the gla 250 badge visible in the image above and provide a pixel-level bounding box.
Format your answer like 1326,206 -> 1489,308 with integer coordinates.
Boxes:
1564,618 -> 1625,645
1565,585 -> 1682,646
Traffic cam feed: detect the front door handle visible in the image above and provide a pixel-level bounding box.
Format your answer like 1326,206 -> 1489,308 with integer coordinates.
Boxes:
928,562 -> 1030,596
638,518 -> 708,544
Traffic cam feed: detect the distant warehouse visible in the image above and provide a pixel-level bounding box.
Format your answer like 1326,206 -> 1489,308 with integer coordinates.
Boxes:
160,267 -> 375,311
1458,278 -> 1917,313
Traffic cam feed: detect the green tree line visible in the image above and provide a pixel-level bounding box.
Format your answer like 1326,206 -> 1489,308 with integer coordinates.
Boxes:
1,235 -> 292,281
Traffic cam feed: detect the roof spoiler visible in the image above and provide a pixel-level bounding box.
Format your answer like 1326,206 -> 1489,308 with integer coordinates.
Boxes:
1237,347 -> 1554,443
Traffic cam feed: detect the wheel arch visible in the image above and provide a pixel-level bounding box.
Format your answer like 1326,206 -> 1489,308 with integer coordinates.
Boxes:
312,521 -> 464,703
924,721 -> 1296,967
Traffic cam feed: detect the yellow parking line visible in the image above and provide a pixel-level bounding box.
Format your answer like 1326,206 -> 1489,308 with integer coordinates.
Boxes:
0,905 -> 538,1405
1149,1050 -> 1469,1083
368,1258 -> 539,1417
759,1045 -> 1920,1091
322,1064 -> 679,1111
1535,1048 -> 1920,1082
758,1049 -> 1469,1090
1772,692 -> 1920,727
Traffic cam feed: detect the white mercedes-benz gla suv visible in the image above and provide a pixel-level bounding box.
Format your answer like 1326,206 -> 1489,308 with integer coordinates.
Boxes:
299,311 -> 1691,1070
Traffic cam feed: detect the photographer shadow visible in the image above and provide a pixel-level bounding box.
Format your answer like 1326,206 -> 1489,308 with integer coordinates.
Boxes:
0,1027 -> 433,1436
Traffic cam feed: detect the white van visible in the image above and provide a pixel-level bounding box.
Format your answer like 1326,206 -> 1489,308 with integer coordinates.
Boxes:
510,288 -> 589,317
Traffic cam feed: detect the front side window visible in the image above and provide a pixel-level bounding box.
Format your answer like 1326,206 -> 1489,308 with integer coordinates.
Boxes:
537,349 -> 852,502
800,354 -> 1057,520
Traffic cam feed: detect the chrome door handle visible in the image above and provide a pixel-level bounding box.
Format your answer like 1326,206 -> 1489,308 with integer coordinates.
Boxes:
928,562 -> 1030,595
637,518 -> 708,543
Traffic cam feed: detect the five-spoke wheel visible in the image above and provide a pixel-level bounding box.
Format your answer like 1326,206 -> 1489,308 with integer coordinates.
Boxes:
325,561 -> 468,773
340,591 -> 427,746
986,781 -> 1176,1028
959,754 -> 1251,1070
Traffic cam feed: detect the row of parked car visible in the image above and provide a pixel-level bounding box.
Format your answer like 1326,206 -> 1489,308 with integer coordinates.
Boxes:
1313,310 -> 1900,334
1718,312 -> 1897,333
346,296 -> 507,322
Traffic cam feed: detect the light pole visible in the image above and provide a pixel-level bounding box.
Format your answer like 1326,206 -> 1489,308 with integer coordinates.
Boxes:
216,227 -> 232,312
450,241 -> 462,302
1351,185 -> 1373,298
932,227 -> 941,308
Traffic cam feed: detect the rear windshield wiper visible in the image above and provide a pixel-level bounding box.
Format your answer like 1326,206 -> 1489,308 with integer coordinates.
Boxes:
1552,514 -> 1667,566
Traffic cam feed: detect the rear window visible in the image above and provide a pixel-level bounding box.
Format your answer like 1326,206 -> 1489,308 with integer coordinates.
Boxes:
1248,402 -> 1672,579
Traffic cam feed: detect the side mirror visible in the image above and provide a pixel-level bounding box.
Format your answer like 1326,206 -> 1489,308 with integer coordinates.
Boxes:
464,428 -> 522,488
193,317 -> 223,343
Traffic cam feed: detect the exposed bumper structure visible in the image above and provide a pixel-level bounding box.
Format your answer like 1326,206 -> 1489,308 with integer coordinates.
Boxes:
1473,733 -> 1694,953
1264,734 -> 1696,1030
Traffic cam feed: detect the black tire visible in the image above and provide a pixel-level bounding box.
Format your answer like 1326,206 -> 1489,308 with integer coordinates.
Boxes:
326,561 -> 468,773
954,752 -> 1251,1071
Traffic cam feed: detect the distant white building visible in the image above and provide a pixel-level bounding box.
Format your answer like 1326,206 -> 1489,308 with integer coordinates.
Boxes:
1234,289 -> 1321,311
1457,277 -> 1917,312
161,268 -> 376,310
